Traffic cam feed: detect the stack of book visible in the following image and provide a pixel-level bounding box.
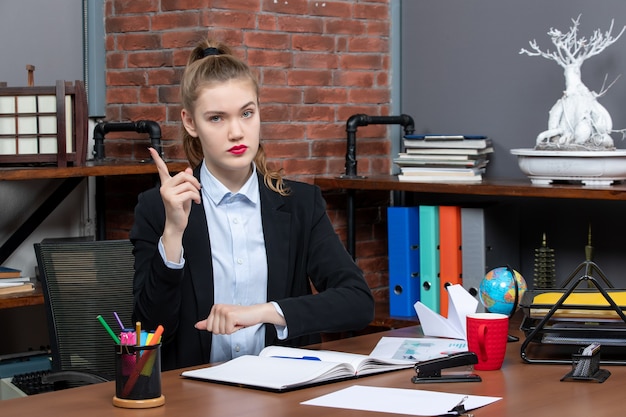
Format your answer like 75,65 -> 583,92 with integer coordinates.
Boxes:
0,266 -> 35,296
393,135 -> 493,182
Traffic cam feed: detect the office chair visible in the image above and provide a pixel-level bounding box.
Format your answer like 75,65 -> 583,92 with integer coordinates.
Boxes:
34,238 -> 135,388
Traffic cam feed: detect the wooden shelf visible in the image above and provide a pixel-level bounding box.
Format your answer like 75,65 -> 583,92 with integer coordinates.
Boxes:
0,159 -> 189,181
314,175 -> 626,201
0,159 -> 191,308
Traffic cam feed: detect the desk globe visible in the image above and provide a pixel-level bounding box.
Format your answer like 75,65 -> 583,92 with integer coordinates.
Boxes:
479,267 -> 527,315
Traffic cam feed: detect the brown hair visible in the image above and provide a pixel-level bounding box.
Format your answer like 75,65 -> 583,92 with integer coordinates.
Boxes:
180,39 -> 288,195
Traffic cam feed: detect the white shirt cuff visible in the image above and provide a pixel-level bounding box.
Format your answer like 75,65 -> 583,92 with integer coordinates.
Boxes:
270,301 -> 288,340
158,236 -> 185,269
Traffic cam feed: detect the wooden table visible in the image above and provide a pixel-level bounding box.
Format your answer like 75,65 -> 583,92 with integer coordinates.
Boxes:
3,322 -> 624,416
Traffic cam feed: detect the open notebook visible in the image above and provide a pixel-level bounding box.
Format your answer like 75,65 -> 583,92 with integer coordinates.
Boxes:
181,346 -> 413,392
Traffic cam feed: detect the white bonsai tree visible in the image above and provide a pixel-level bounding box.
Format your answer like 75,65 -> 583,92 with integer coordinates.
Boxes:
520,16 -> 626,150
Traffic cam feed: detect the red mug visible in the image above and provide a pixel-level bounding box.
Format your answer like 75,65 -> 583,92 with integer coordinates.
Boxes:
466,312 -> 509,371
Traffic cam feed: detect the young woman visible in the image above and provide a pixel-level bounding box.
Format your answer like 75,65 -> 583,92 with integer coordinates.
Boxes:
130,39 -> 375,371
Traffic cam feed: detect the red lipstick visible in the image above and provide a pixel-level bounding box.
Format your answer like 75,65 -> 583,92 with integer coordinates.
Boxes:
228,145 -> 248,155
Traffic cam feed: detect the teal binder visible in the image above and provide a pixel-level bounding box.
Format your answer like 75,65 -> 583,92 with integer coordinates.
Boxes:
387,207 -> 420,317
419,205 -> 440,313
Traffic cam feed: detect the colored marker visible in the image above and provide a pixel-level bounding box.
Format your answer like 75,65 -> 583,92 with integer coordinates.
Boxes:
96,315 -> 120,344
122,325 -> 164,397
113,312 -> 125,330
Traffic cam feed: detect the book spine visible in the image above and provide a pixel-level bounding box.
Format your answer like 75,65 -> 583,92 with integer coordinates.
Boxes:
438,206 -> 462,318
387,207 -> 421,317
418,205 -> 440,313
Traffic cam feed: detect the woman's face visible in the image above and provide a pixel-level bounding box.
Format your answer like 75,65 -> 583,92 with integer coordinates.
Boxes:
181,78 -> 260,188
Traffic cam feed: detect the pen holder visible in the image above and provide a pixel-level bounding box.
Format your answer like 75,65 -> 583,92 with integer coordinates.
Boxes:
560,347 -> 610,383
112,344 -> 165,408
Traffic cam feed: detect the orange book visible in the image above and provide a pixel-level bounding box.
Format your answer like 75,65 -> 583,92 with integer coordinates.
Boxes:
438,206 -> 462,317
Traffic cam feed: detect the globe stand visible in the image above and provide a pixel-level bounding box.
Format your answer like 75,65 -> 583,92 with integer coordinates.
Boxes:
507,271 -> 520,343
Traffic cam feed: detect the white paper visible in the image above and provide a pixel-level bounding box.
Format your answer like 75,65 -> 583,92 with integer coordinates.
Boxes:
302,385 -> 501,416
369,337 -> 467,362
414,284 -> 478,340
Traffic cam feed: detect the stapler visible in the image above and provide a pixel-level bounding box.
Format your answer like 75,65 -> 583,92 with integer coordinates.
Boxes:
412,352 -> 482,384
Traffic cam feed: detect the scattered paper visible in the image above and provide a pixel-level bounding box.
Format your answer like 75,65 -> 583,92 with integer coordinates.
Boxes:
369,337 -> 467,362
414,284 -> 478,340
302,385 -> 501,416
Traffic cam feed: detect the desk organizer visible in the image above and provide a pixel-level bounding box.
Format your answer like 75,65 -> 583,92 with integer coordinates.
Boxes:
0,80 -> 87,167
519,268 -> 626,365
561,347 -> 611,382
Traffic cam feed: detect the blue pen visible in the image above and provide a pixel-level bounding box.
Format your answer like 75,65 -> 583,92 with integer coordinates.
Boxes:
271,355 -> 321,361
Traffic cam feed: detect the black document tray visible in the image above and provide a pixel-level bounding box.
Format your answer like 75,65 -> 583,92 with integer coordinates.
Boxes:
519,275 -> 626,365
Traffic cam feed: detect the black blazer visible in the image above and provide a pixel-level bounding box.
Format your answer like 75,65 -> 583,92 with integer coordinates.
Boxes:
130,168 -> 374,370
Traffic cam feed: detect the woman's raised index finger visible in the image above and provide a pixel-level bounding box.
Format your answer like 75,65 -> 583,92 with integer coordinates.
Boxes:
148,147 -> 171,182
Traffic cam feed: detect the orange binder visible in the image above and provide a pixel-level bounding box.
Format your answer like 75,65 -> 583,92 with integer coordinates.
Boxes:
438,206 -> 462,317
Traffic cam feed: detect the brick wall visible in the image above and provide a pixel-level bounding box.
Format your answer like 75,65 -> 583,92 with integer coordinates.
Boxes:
103,0 -> 392,303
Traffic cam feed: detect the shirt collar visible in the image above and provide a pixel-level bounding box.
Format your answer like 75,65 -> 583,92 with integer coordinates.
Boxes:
200,162 -> 259,206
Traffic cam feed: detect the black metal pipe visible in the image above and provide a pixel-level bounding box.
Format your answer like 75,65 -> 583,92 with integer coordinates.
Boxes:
341,114 -> 415,259
93,120 -> 163,160
343,114 -> 415,178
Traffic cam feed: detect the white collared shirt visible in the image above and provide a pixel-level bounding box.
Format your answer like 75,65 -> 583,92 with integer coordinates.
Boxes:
158,162 -> 286,363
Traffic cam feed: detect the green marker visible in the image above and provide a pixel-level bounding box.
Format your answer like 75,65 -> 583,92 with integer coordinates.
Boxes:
97,314 -> 121,344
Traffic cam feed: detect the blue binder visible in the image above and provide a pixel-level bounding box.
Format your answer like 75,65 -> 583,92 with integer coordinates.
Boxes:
419,205 -> 440,313
387,207 -> 420,317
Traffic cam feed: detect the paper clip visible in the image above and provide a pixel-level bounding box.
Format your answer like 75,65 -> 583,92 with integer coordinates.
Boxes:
445,395 -> 473,416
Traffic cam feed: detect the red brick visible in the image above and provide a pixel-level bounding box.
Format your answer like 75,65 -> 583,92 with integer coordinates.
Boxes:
247,50 -> 292,68
262,140 -> 310,158
161,0 -> 207,11
260,69 -> 287,85
208,0 -> 260,12
276,16 -> 324,33
106,15 -> 151,32
290,105 -> 334,122
107,87 -> 139,104
354,3 -> 389,20
260,87 -> 301,104
121,105 -> 167,122
127,51 -> 174,68
293,53 -> 339,70
263,0 -> 309,15
260,122 -> 306,140
112,0 -> 158,14
339,54 -> 384,70
205,11 -> 256,29
292,34 -> 335,52
107,71 -> 146,86
117,33 -> 162,51
151,12 -> 200,31
307,1 -> 352,18
244,33 -> 290,50
335,71 -> 375,88
303,87 -> 348,104
287,70 -> 332,87
162,30 -> 207,49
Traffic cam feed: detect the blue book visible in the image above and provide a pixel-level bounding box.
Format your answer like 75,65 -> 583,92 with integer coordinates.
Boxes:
387,207 -> 420,318
419,205 -> 440,313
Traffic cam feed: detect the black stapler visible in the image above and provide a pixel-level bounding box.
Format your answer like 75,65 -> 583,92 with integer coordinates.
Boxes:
412,352 -> 482,384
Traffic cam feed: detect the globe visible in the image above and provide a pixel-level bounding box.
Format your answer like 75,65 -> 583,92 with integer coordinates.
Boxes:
479,267 -> 527,315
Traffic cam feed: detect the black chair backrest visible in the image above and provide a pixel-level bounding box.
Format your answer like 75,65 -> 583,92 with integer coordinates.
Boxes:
34,239 -> 135,380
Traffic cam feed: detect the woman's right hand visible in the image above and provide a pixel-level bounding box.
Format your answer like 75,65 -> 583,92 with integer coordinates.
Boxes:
149,147 -> 201,261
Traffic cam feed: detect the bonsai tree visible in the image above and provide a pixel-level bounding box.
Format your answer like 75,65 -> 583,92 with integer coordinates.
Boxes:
520,16 -> 626,150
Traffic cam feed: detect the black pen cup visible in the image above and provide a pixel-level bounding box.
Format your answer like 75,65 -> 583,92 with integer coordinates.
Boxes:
112,344 -> 165,408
